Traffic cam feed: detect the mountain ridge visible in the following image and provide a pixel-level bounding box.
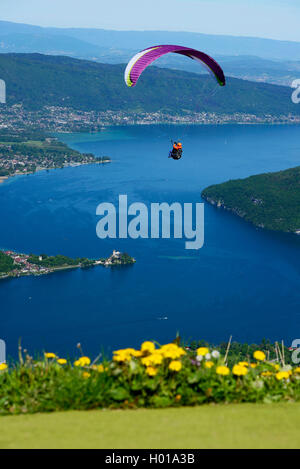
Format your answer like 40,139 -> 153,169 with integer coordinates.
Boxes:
1,20 -> 300,59
1,21 -> 300,86
0,53 -> 299,118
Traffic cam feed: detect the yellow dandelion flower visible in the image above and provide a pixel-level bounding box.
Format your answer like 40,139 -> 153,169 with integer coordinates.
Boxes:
261,371 -> 273,377
146,366 -> 157,376
113,348 -> 134,362
141,341 -> 155,354
177,347 -> 186,356
113,348 -> 125,355
163,350 -> 179,359
160,343 -> 178,351
79,356 -> 91,366
233,365 -> 248,376
216,366 -> 230,376
82,372 -> 91,379
141,356 -> 151,366
196,347 -> 209,356
250,363 -> 257,368
122,348 -> 139,357
175,394 -> 182,401
113,354 -> 127,362
169,360 -> 182,372
74,356 -> 91,367
294,367 -> 300,374
57,358 -> 67,365
253,351 -> 266,361
97,364 -> 104,373
238,362 -> 249,367
276,371 -> 289,381
113,349 -> 135,362
160,344 -> 186,359
44,352 -> 57,359
272,364 -> 280,371
0,363 -> 8,371
148,353 -> 163,366
205,361 -> 214,369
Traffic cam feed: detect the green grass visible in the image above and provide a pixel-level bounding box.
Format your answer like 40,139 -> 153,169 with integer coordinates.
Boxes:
1,403 -> 300,449
22,140 -> 45,147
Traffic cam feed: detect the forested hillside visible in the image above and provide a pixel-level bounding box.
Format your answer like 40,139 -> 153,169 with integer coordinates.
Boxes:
0,53 -> 299,117
202,166 -> 300,232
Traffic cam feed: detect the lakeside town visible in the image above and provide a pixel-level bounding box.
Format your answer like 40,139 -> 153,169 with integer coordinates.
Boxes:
0,132 -> 111,182
0,104 -> 299,133
0,249 -> 136,280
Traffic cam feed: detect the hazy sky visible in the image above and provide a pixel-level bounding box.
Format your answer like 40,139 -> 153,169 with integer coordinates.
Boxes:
1,0 -> 300,41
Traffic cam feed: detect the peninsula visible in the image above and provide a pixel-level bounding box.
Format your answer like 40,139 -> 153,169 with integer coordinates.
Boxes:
202,166 -> 300,233
0,129 -> 110,184
0,249 -> 136,280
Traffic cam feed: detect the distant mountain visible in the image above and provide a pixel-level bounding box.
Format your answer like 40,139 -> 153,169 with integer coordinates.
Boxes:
205,56 -> 300,87
0,33 -> 104,56
56,28 -> 300,61
1,21 -> 300,60
0,53 -> 299,117
1,21 -> 300,86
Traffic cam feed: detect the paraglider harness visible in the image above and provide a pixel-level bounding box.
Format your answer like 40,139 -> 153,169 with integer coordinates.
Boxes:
169,140 -> 183,160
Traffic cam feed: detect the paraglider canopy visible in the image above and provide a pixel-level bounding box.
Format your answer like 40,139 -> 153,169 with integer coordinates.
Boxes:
124,45 -> 226,88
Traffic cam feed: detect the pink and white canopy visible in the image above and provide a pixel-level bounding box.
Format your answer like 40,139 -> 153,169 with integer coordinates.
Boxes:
124,44 -> 226,88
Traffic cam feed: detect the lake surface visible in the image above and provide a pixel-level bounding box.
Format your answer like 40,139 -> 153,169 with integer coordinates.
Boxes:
1,124 -> 300,359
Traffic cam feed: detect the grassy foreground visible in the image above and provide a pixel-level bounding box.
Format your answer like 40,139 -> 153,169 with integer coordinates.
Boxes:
1,343 -> 299,415
1,403 -> 300,449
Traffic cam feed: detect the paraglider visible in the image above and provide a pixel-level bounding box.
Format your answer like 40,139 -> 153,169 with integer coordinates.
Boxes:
124,45 -> 226,160
124,44 -> 226,89
169,141 -> 183,160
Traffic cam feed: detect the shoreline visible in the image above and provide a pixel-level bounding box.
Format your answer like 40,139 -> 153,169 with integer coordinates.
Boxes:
0,263 -> 85,281
40,121 -> 300,133
203,194 -> 300,236
0,159 -> 110,186
2,103 -> 300,131
0,250 -> 136,281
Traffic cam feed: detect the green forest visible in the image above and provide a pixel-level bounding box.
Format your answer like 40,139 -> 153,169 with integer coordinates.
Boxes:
202,166 -> 300,232
28,254 -> 94,268
0,53 -> 299,116
0,251 -> 15,273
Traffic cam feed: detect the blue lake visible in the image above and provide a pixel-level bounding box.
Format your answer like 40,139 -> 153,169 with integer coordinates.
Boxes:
0,124 -> 300,358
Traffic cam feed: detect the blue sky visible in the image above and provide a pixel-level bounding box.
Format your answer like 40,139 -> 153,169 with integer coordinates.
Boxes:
1,0 -> 300,41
